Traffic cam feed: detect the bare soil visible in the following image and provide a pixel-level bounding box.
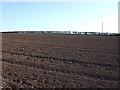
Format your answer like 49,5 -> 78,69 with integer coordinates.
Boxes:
2,33 -> 120,88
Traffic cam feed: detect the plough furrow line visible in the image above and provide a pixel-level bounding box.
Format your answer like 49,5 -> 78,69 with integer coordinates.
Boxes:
2,50 -> 119,70
2,58 -> 119,82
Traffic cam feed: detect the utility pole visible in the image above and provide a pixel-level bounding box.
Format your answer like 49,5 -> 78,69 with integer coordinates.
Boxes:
102,21 -> 103,33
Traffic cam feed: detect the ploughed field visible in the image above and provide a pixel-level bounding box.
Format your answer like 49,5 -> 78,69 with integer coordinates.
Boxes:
2,33 -> 119,88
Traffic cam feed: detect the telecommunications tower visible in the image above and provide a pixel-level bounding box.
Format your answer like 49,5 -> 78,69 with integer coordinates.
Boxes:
102,21 -> 103,33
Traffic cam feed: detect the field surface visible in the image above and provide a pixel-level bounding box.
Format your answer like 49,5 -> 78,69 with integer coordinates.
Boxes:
2,33 -> 120,88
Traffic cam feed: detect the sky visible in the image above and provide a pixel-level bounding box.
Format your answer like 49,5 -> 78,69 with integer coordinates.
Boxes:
0,1 -> 119,33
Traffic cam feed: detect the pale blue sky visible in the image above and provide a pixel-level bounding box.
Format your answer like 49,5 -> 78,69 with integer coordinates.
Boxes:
1,2 -> 118,33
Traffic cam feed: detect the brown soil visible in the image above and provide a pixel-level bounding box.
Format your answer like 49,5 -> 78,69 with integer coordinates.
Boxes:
2,33 -> 120,88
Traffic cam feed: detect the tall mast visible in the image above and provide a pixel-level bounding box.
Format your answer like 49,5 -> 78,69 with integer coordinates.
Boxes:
102,21 -> 103,33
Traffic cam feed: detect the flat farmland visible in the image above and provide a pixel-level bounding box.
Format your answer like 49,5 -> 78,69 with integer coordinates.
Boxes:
2,33 -> 120,88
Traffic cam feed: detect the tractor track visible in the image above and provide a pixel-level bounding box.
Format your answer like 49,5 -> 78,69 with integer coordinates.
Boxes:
3,41 -> 119,54
2,50 -> 120,70
2,58 -> 119,82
